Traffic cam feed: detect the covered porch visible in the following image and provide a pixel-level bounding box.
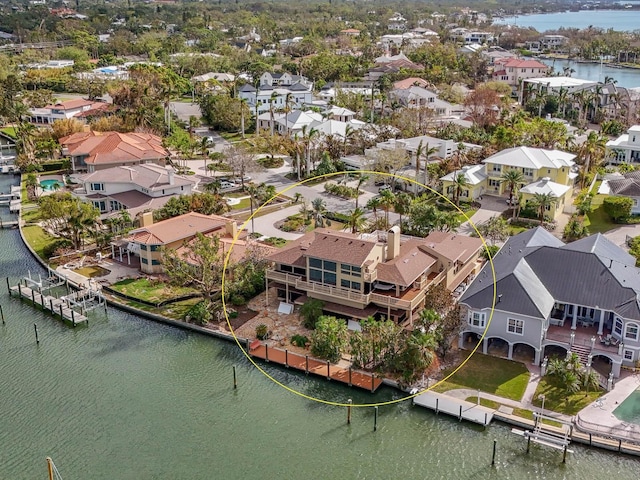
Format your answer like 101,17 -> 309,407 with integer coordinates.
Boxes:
548,302 -> 612,335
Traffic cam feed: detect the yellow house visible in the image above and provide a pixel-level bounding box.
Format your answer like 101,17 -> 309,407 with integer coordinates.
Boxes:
482,146 -> 577,196
519,177 -> 572,220
440,164 -> 487,202
117,212 -> 241,274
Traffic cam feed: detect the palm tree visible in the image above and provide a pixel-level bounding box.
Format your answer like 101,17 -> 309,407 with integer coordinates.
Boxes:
532,192 -> 555,222
394,192 -> 412,229
378,189 -> 395,228
245,182 -> 261,233
354,173 -> 369,210
346,207 -> 366,234
366,196 -> 382,224
500,169 -> 524,218
452,172 -> 469,207
301,125 -> 318,176
311,198 -> 330,228
269,92 -> 279,136
578,131 -> 607,188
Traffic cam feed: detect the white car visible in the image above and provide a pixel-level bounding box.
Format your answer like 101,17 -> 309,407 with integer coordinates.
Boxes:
219,181 -> 236,189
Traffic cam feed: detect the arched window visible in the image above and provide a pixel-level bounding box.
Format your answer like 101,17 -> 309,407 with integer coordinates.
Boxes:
625,322 -> 639,341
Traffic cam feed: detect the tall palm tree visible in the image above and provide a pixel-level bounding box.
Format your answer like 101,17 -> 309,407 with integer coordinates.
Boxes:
354,173 -> 369,210
452,173 -> 469,207
378,189 -> 395,229
269,91 -> 279,136
393,192 -> 412,229
532,192 -> 555,222
578,131 -> 607,188
346,207 -> 366,234
301,125 -> 318,175
366,196 -> 382,224
500,169 -> 524,217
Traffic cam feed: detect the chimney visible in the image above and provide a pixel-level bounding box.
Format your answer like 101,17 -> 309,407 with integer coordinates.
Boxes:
140,211 -> 154,227
387,225 -> 401,260
225,220 -> 238,239
167,167 -> 175,186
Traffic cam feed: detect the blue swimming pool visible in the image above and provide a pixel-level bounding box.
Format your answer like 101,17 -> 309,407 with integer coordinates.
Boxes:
40,179 -> 64,191
613,389 -> 640,423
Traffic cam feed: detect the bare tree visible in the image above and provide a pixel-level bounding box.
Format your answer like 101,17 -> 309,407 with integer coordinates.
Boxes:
224,145 -> 264,189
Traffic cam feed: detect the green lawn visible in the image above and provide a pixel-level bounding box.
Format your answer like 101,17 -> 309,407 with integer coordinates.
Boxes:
1,126 -> 16,138
230,198 -> 252,210
466,397 -> 563,428
73,265 -> 111,278
456,208 -> 478,223
22,225 -> 58,261
432,353 -> 530,401
110,278 -> 197,304
584,194 -> 618,234
531,377 -> 602,415
22,207 -> 41,223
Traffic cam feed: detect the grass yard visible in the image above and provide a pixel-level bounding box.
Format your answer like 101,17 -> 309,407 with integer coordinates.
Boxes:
73,265 -> 111,278
1,126 -> 16,138
507,225 -> 529,236
584,194 -> 618,234
110,278 -> 197,304
466,397 -> 563,428
22,225 -> 58,261
230,198 -> 252,210
531,377 -> 602,415
432,353 -> 530,401
22,207 -> 41,223
456,208 -> 478,223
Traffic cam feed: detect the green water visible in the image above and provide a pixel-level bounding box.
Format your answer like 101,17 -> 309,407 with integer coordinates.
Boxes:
614,390 -> 640,424
1,179 -> 639,478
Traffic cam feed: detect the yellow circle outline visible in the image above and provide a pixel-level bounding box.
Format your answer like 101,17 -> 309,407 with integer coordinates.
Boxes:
222,170 -> 497,407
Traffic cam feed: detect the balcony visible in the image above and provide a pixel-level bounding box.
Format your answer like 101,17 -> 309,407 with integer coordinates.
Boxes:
544,322 -> 622,356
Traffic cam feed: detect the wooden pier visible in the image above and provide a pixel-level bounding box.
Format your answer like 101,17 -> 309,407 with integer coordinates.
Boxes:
10,284 -> 89,326
0,219 -> 18,229
413,391 -> 495,426
248,342 -> 384,392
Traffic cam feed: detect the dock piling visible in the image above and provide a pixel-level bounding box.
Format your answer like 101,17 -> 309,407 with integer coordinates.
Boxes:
348,366 -> 352,387
34,323 -> 39,344
265,344 -> 269,362
327,360 -> 330,380
563,445 -> 568,463
0,304 -> 4,324
371,373 -> 374,393
459,405 -> 463,422
305,355 -> 309,374
491,440 -> 497,466
347,399 -> 352,424
435,398 -> 439,414
526,436 -> 531,453
6,277 -> 10,295
233,365 -> 237,389
374,406 -> 378,432
285,349 -> 288,368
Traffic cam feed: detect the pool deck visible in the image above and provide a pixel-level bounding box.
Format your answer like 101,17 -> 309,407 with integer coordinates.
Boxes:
575,371 -> 640,443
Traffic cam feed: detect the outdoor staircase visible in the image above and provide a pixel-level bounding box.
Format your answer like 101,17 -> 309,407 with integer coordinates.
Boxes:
570,344 -> 591,365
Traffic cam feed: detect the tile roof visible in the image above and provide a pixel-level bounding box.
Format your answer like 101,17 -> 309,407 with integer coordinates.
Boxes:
304,230 -> 379,265
76,164 -> 195,190
499,58 -> 548,69
127,212 -> 231,245
61,131 -> 169,165
44,98 -> 94,110
421,231 -> 483,264
482,146 -> 575,170
607,171 -> 640,197
376,239 -> 436,286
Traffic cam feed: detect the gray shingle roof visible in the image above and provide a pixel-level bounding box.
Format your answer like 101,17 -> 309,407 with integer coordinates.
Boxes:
460,227 -> 640,320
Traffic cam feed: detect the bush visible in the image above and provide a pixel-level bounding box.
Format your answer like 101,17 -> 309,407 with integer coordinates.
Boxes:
325,211 -> 350,223
629,236 -> 640,267
185,301 -> 211,325
563,216 -> 589,241
230,294 -> 246,306
323,182 -> 361,199
300,298 -> 324,329
603,196 -> 633,223
258,156 -> 284,168
256,324 -> 269,340
480,244 -> 500,260
291,334 -> 309,348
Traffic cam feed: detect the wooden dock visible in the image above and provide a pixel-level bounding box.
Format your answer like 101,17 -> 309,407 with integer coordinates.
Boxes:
0,219 -> 18,229
10,284 -> 89,326
413,391 -> 495,426
249,342 -> 384,392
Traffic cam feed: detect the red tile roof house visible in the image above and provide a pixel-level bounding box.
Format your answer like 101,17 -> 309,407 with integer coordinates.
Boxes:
60,131 -> 170,173
29,98 -> 115,125
265,226 -> 483,326
491,58 -> 549,88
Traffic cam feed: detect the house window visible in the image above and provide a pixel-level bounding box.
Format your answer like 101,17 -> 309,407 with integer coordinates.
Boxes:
469,312 -> 485,327
141,258 -> 148,264
625,322 -> 639,341
91,183 -> 104,191
615,318 -> 623,335
489,179 -> 501,187
624,349 -> 635,361
150,245 -> 159,252
323,261 -> 336,272
309,269 -> 322,282
140,244 -> 148,251
491,164 -> 501,173
151,259 -> 161,265
523,168 -> 534,177
507,318 -> 524,335
309,258 -> 322,268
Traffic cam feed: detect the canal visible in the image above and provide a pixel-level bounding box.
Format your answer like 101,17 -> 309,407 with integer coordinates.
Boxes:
1,174 -> 639,478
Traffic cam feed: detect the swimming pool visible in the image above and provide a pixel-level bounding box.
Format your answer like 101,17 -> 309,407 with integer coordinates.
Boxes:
613,389 -> 640,423
40,179 -> 64,191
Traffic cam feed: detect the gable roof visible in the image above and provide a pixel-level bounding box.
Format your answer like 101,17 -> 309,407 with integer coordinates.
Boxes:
76,163 -> 196,190
60,131 -> 169,165
482,146 -> 575,170
608,170 -> 640,197
499,58 -> 548,69
44,98 -> 94,110
376,239 -> 436,287
127,212 -> 231,246
519,178 -> 570,197
460,227 -> 640,320
440,164 -> 487,185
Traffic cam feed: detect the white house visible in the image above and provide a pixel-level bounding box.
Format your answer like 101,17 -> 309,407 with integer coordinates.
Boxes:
238,81 -> 314,116
72,164 -> 197,217
29,98 -> 111,125
606,125 -> 640,164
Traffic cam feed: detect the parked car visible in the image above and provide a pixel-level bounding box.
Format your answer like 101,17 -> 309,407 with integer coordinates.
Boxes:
233,175 -> 251,183
219,181 -> 237,189
378,184 -> 392,193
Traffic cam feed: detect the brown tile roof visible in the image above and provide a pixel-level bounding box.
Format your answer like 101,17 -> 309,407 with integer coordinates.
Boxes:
420,231 -> 483,264
127,212 -> 231,245
77,164 -> 195,190
376,239 -> 437,287
393,77 -> 430,90
44,98 -> 94,110
60,131 -> 169,165
303,229 -> 378,266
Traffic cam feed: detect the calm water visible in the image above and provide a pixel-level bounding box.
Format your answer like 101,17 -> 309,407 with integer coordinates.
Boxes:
1,173 -> 640,479
494,10 -> 640,31
614,390 -> 640,423
540,58 -> 640,89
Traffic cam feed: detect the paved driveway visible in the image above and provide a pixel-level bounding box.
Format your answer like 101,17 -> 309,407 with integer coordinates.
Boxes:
458,195 -> 509,236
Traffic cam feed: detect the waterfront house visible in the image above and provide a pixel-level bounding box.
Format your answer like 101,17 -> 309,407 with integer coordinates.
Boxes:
459,227 -> 640,379
265,227 -> 483,326
491,58 -> 549,88
60,131 -> 170,173
606,125 -> 640,165
29,98 -> 114,125
117,212 -> 243,274
71,164 -> 197,218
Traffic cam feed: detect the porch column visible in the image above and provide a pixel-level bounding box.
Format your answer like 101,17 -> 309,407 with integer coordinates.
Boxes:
458,333 -> 464,349
571,305 -> 577,330
119,246 -> 123,262
612,360 -> 622,378
265,275 -> 269,307
111,244 -> 114,259
127,250 -> 130,265
408,308 -> 413,327
534,348 -> 541,366
507,343 -> 513,360
597,309 -> 605,335
482,337 -> 488,355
